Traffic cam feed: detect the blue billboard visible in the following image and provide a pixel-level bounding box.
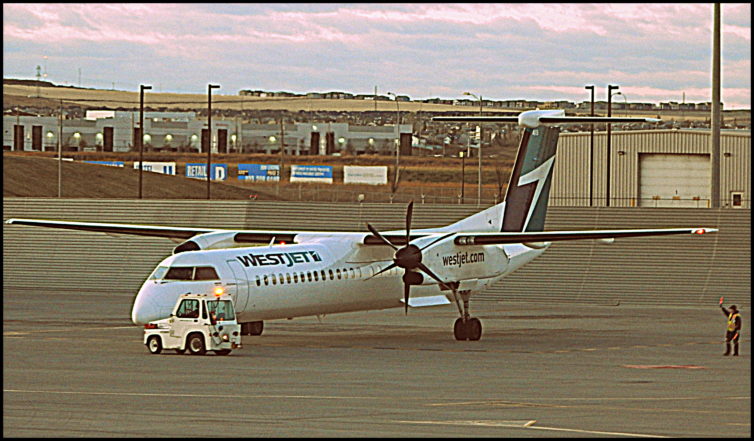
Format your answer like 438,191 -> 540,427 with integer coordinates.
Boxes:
238,164 -> 280,182
83,160 -> 124,167
290,165 -> 333,183
185,163 -> 227,180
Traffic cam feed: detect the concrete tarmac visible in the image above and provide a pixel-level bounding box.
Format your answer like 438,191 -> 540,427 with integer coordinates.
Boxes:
3,290 -> 750,437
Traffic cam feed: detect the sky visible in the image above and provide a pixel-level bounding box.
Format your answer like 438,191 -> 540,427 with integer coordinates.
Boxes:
3,3 -> 751,109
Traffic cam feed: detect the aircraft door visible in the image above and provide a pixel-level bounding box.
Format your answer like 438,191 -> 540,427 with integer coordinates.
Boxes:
226,260 -> 250,312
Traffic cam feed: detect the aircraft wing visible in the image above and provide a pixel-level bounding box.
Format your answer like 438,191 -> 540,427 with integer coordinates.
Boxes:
454,227 -> 718,245
4,218 -> 433,245
4,218 -> 219,239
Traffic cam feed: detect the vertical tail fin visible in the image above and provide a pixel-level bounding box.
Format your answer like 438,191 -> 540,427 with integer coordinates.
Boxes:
501,126 -> 560,232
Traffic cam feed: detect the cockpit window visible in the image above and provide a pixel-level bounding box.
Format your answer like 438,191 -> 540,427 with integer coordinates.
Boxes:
149,266 -> 169,280
157,266 -> 220,281
164,266 -> 194,281
194,266 -> 219,281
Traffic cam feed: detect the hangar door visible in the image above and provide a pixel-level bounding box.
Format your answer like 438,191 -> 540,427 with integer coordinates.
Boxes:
639,153 -> 710,207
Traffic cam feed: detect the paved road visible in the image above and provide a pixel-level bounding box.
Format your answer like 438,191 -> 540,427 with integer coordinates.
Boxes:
3,290 -> 750,437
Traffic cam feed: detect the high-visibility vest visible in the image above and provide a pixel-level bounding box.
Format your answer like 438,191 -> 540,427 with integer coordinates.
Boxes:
727,312 -> 740,332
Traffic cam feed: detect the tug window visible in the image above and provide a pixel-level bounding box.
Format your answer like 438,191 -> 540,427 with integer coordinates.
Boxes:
176,299 -> 200,319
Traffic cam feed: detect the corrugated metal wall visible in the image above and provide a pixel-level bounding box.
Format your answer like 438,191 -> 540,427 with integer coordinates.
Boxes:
4,198 -> 749,307
555,130 -> 751,208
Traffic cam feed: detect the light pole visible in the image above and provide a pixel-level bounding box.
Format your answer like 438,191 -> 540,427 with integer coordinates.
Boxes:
464,91 -> 483,205
207,84 -> 220,200
460,151 -> 465,204
58,99 -> 63,198
606,84 -> 619,207
138,84 -> 151,199
387,92 -> 401,193
585,85 -> 595,206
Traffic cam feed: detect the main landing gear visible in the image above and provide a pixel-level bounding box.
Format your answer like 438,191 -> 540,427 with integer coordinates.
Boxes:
451,289 -> 482,341
241,321 -> 264,336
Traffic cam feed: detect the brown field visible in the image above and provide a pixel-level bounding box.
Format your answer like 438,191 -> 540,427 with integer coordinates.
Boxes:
3,152 -> 510,204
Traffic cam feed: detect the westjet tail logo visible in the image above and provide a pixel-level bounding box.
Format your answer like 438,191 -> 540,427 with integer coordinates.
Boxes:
236,250 -> 322,268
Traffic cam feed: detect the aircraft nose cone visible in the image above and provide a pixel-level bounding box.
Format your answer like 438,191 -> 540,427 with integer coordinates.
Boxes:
131,290 -> 160,325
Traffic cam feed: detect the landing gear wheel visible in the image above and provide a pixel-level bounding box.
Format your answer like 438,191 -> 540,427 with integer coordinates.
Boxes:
242,321 -> 264,336
453,318 -> 482,341
187,334 -> 206,355
215,349 -> 231,356
454,318 -> 468,341
147,335 -> 162,354
467,317 -> 482,341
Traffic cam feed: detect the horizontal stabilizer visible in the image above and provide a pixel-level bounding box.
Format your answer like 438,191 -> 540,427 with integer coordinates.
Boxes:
454,227 -> 718,245
433,110 -> 660,128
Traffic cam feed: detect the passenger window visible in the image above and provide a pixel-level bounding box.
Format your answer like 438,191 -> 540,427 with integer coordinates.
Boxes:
263,274 -> 269,286
313,271 -> 319,282
271,274 -> 277,285
194,266 -> 219,280
336,268 -> 342,280
307,272 -> 312,282
255,275 -> 261,287
321,270 -> 326,281
286,273 -> 292,284
279,273 -> 285,284
176,299 -> 200,319
328,269 -> 334,280
165,266 -> 193,281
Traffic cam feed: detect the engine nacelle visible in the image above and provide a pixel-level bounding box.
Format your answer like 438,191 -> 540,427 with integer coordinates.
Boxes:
173,231 -> 239,253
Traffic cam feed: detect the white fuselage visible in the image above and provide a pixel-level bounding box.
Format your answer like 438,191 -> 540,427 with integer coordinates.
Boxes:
131,234 -> 548,324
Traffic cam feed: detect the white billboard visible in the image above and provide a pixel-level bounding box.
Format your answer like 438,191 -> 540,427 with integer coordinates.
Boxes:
343,165 -> 388,185
133,161 -> 177,175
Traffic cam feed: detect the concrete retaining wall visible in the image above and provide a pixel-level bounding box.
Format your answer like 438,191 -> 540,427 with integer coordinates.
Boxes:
3,198 -> 749,307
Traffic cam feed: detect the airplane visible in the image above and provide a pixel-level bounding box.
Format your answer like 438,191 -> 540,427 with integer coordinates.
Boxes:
5,109 -> 718,341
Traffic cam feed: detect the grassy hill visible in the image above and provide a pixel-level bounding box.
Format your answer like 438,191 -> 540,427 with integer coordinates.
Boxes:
3,152 -> 514,204
3,155 -> 277,200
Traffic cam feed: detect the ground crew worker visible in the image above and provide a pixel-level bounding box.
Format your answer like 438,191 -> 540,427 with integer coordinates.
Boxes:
720,303 -> 742,356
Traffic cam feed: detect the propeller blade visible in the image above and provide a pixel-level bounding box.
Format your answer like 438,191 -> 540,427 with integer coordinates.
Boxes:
403,281 -> 411,315
366,223 -> 398,250
366,262 -> 397,280
418,232 -> 455,251
417,262 -> 447,289
405,200 -> 414,244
